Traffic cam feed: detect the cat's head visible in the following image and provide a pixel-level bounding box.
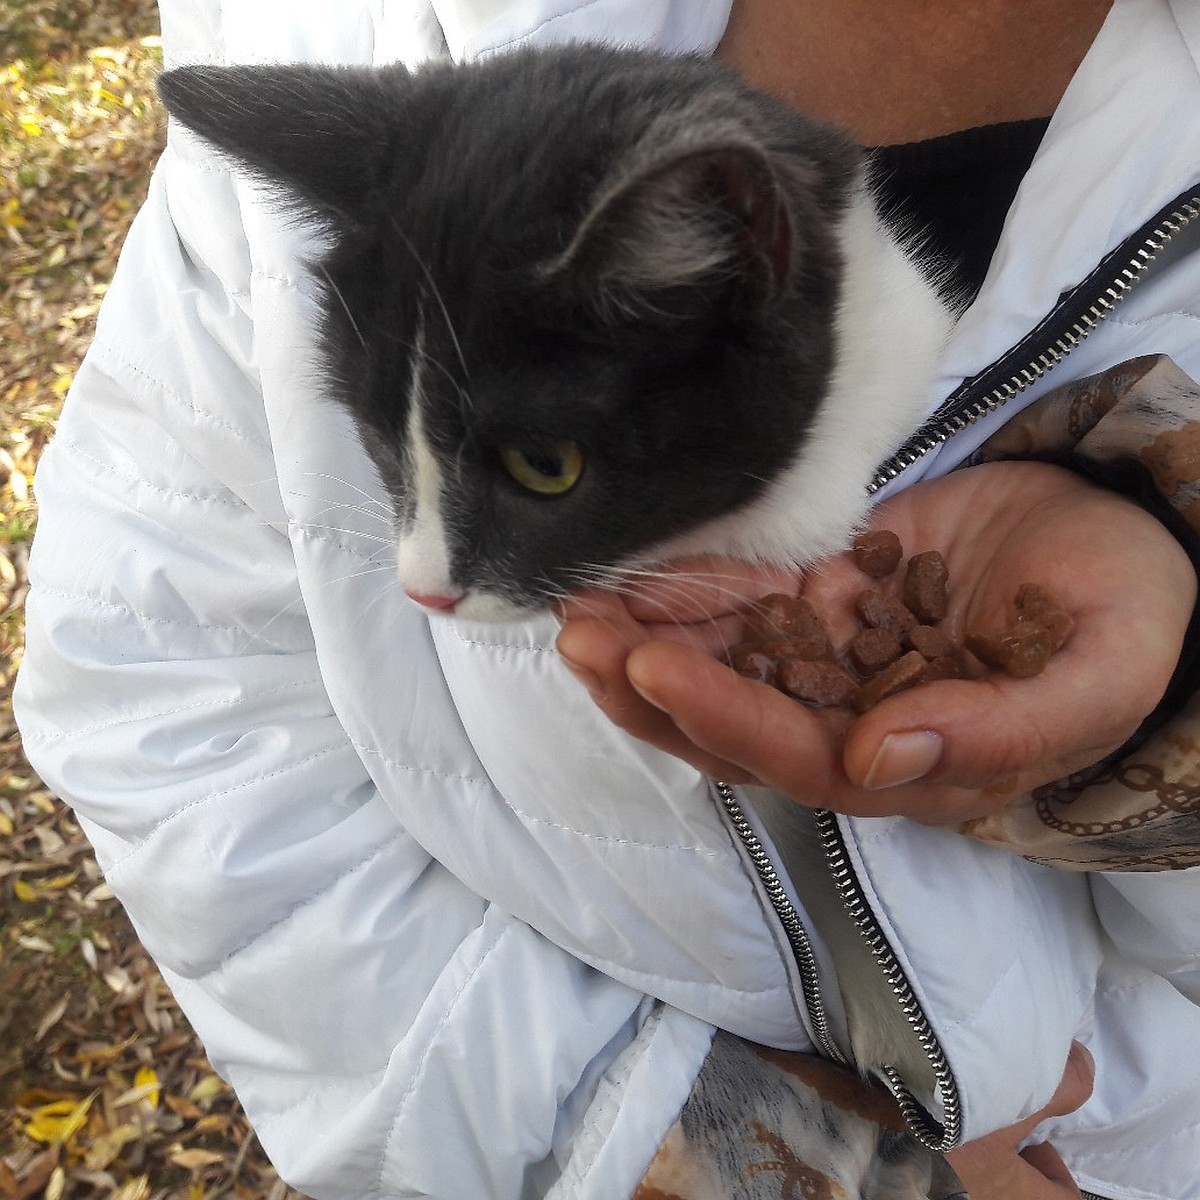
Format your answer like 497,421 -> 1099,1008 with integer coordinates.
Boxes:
158,45 -> 862,620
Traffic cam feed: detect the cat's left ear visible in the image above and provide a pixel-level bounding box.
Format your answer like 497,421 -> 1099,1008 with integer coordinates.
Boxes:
158,63 -> 412,224
549,140 -> 800,308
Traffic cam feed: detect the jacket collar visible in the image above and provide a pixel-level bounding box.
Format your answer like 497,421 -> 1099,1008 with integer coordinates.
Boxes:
933,0 -> 1200,412
437,0 -> 732,61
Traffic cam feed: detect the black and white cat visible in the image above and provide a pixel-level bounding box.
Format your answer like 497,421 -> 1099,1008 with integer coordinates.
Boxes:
158,44 -> 953,622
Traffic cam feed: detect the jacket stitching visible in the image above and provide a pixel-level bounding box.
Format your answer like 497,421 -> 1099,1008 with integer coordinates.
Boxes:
27,586 -> 299,650
21,679 -> 316,745
351,736 -> 727,853
89,343 -> 270,452
50,435 -> 247,509
485,1 -> 609,52
376,917 -> 512,1193
289,520 -> 395,566
213,828 -> 407,978
103,742 -> 348,874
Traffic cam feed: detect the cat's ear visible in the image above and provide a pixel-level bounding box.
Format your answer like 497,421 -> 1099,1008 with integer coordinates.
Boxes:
550,142 -> 797,307
157,64 -> 410,223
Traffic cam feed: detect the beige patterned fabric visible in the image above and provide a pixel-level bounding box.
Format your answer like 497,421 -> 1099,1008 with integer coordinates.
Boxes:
962,355 -> 1200,869
633,1033 -> 965,1200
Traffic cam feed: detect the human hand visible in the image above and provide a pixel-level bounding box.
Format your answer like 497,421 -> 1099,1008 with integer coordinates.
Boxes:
556,461 -> 1196,822
944,1040 -> 1095,1199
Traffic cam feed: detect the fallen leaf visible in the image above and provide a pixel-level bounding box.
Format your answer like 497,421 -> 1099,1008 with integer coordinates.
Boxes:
23,1092 -> 97,1146
35,993 -> 69,1041
170,1149 -> 226,1172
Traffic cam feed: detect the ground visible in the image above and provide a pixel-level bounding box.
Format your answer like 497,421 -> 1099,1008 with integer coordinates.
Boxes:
1,3 -> 307,1197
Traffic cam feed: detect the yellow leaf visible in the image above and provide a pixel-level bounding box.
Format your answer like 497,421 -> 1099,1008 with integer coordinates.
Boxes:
24,1093 -> 96,1145
41,872 -> 78,892
188,1074 -> 226,1104
14,879 -> 38,902
19,119 -> 42,136
133,1065 -> 160,1109
0,812 -> 12,834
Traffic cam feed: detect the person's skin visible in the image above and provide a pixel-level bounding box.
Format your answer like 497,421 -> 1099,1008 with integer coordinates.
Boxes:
556,2 -> 1194,1194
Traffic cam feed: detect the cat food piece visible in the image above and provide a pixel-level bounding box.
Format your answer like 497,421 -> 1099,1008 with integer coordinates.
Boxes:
966,622 -> 1056,679
743,593 -> 827,644
776,628 -> 835,662
905,623 -> 956,659
778,658 -> 858,708
847,626 -> 903,677
728,643 -> 780,687
850,650 -> 928,714
1014,583 -> 1074,650
921,652 -> 970,683
854,589 -> 918,638
852,529 -> 903,578
902,550 -> 949,623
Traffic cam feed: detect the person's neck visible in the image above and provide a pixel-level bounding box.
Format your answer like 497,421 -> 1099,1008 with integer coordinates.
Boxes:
716,0 -> 1114,145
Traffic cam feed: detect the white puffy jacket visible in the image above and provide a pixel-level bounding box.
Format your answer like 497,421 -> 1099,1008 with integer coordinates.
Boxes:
15,0 -> 1200,1197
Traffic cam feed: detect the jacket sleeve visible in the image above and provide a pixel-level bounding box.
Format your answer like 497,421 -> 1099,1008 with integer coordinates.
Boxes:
12,154 -> 717,1199
956,354 -> 1200,1003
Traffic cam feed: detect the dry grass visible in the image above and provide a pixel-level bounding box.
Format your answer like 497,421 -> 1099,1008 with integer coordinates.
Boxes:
2,3 -> 306,1197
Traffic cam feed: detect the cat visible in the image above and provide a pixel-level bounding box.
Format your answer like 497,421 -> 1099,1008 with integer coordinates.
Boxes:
157,43 -> 954,623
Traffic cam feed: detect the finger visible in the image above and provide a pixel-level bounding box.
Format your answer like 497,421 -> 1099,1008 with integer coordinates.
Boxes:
556,618 -> 759,781
623,640 -> 865,806
839,630 -> 1163,812
1008,1041 -> 1096,1144
1019,1142 -> 1079,1190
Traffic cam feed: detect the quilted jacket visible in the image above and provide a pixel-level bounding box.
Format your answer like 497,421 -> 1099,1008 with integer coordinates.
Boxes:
15,0 -> 1200,1196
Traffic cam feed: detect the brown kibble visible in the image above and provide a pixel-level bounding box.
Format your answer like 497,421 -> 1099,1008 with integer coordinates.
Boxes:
848,626 -> 903,676
852,529 -> 903,578
905,624 -> 956,659
922,652 -> 969,682
966,623 -> 1056,679
732,528 -> 1069,712
728,643 -> 779,687
1014,583 -> 1074,651
776,629 -> 834,662
778,658 -> 858,707
855,589 -> 918,638
902,551 -> 949,623
743,593 -> 826,644
850,650 -> 928,713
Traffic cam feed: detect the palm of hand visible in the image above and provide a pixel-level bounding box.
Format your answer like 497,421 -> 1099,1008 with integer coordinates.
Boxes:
557,460 -> 1196,823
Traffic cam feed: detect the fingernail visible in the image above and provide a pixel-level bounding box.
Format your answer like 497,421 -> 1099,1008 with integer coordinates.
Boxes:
862,730 -> 943,790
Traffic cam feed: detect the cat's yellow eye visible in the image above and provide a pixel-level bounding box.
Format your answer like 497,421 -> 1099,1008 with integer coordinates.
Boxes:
499,442 -> 584,495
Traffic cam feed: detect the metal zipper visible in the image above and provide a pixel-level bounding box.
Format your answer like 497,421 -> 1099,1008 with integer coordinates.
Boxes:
869,192 -> 1200,492
816,808 -> 962,1151
713,781 -> 848,1067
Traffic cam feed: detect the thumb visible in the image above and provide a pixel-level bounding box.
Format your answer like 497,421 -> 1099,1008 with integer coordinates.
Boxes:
1021,1042 -> 1096,1139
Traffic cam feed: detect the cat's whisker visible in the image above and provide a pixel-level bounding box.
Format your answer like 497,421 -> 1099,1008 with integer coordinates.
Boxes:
389,219 -> 471,381
299,472 -> 394,518
314,263 -> 367,351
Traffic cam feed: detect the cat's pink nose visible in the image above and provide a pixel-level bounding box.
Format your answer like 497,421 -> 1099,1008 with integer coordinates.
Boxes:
405,590 -> 461,613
